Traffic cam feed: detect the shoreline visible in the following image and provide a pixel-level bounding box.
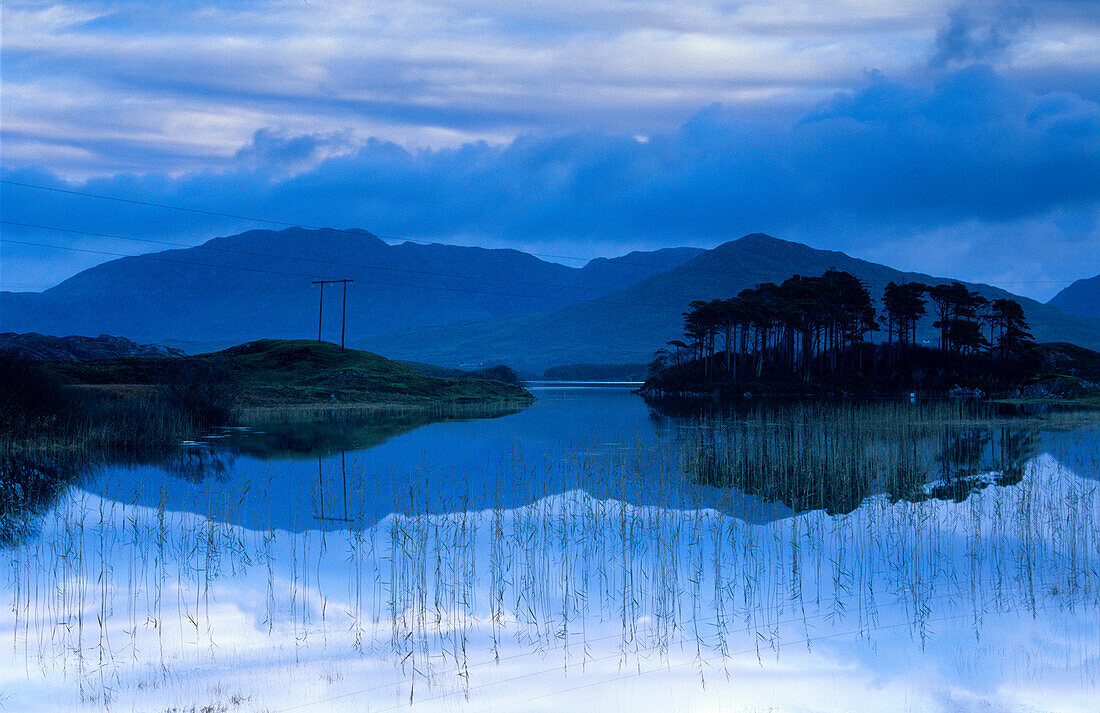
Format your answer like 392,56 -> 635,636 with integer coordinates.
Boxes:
238,397 -> 534,422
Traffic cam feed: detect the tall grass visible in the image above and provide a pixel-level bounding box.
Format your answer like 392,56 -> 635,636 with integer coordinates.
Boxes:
1,353 -> 231,455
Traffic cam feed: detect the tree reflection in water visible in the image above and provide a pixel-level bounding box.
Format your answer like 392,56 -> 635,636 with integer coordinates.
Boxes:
672,401 -> 1059,514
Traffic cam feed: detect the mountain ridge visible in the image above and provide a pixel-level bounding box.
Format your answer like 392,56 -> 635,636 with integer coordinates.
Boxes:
5,229 -> 1097,370
1,227 -> 704,349
1048,275 -> 1100,320
361,233 -> 1100,371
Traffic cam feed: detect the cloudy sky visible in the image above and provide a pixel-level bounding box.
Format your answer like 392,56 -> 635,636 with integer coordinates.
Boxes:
3,0 -> 1099,300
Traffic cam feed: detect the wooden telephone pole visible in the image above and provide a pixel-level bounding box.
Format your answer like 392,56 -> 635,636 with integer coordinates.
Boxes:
311,279 -> 354,347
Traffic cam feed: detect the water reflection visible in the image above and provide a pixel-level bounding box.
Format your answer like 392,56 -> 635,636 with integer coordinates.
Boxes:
2,390 -> 1099,711
314,451 -> 351,523
234,406 -> 526,459
165,446 -> 234,483
651,400 -> 1097,515
0,452 -> 84,547
4,397 -> 1098,544
0,405 -> 524,547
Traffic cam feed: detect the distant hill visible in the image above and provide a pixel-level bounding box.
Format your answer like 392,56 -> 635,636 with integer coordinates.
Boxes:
362,234 -> 1100,372
398,360 -> 523,384
1048,275 -> 1100,320
0,227 -> 703,350
541,364 -> 649,381
0,332 -> 185,360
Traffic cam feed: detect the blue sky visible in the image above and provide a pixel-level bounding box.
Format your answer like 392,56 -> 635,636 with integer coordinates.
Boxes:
3,0 -> 1100,299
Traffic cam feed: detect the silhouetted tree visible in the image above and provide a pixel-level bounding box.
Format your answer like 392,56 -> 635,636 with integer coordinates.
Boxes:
666,340 -> 689,367
883,282 -> 927,355
649,271 -> 1036,394
990,298 -> 1035,361
929,282 -> 987,356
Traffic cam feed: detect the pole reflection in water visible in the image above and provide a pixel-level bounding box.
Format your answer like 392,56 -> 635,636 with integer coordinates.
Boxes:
315,451 -> 351,524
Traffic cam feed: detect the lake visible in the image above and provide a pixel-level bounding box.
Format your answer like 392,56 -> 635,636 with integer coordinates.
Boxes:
2,386 -> 1099,712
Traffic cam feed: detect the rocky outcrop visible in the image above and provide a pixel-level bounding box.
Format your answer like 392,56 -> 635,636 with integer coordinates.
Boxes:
1015,376 -> 1100,400
0,333 -> 186,361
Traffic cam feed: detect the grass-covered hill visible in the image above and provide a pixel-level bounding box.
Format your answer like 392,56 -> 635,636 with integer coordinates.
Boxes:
48,339 -> 534,408
1035,342 -> 1100,380
2,339 -> 532,463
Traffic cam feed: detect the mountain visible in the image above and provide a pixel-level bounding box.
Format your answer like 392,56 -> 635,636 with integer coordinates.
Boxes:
1048,275 -> 1100,320
361,234 -> 1100,372
7,229 -> 1095,371
1,227 -> 702,350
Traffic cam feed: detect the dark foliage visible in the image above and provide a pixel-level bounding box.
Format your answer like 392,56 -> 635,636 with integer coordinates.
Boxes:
1,354 -> 236,446
468,364 -> 522,385
0,450 -> 84,546
646,270 -> 1046,397
0,354 -> 68,436
161,359 -> 237,426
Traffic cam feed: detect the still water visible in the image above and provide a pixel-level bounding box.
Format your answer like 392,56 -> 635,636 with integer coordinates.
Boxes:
2,387 -> 1099,712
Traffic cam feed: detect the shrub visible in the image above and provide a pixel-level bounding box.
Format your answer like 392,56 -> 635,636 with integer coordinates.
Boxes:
162,359 -> 238,426
470,365 -> 522,385
0,354 -> 69,436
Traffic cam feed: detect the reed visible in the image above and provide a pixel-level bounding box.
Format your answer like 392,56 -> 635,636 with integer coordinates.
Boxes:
2,398 -> 1098,710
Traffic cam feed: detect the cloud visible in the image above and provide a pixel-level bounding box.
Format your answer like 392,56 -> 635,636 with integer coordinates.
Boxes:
3,65 -> 1099,300
930,3 -> 1032,68
6,0 -> 1100,179
233,129 -> 357,176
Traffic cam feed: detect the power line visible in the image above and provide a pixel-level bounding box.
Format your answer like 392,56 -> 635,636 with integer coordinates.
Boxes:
0,179 -> 307,229
0,238 -> 688,310
0,228 -> 928,310
3,239 -> 326,281
7,237 -> 1100,328
0,220 -> 689,296
0,179 -> 651,268
2,221 -> 1084,313
0,179 -> 1083,286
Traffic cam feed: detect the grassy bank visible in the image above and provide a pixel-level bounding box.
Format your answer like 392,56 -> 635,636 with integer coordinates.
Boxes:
2,339 -> 533,452
218,339 -> 532,408
47,339 -> 533,409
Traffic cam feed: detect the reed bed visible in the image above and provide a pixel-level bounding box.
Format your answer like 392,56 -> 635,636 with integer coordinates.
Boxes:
2,401 -> 1099,711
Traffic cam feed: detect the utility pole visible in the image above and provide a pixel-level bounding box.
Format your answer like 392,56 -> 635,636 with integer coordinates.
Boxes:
315,282 -> 325,341
311,279 -> 354,347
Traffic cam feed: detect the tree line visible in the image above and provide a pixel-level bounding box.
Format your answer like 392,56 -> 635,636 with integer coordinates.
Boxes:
650,271 -> 1036,389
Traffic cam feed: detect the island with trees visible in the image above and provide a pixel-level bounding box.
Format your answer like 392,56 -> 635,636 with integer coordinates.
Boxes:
643,270 -> 1100,401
